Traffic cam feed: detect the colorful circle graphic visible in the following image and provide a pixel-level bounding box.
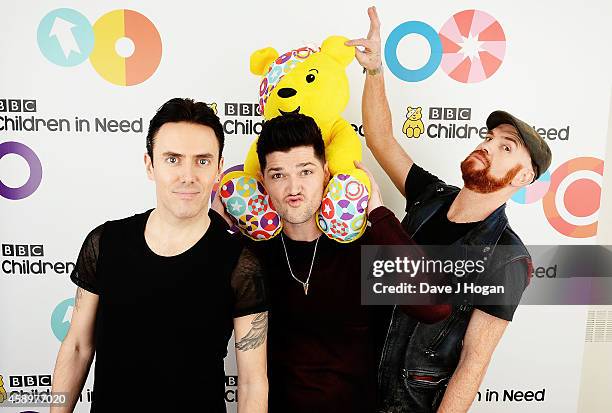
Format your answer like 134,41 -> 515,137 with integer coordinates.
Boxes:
351,216 -> 365,231
226,196 -> 247,218
542,157 -> 603,238
439,10 -> 506,83
236,177 -> 257,197
220,180 -> 235,198
251,230 -> 270,240
38,8 -> 94,67
346,181 -> 365,201
51,298 -> 75,342
239,215 -> 259,232
261,212 -> 280,231
0,142 -> 43,200
511,170 -> 551,204
248,195 -> 268,215
356,195 -> 369,214
336,199 -> 356,221
328,179 -> 343,201
385,21 -> 443,82
321,198 -> 335,219
317,215 -> 329,232
89,9 -> 162,86
330,220 -> 349,237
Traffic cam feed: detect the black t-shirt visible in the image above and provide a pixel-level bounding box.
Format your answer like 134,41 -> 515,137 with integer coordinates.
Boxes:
404,164 -> 528,321
404,164 -> 480,245
70,209 -> 267,412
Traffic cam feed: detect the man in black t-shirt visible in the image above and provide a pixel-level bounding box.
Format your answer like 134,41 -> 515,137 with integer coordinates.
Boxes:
50,98 -> 268,413
347,7 -> 552,412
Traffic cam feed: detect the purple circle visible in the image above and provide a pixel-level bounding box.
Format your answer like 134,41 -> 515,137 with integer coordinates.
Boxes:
0,141 -> 43,200
356,195 -> 369,214
262,212 -> 280,230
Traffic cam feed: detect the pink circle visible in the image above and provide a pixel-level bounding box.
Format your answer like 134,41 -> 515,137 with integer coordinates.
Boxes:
439,9 -> 506,83
563,179 -> 601,217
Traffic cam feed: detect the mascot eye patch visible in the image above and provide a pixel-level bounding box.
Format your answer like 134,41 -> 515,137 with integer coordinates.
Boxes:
258,46 -> 320,114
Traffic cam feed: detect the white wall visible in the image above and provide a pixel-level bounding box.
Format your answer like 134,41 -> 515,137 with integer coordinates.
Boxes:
1,1 -> 611,411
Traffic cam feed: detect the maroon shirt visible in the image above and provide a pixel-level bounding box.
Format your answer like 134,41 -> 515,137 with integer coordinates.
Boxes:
248,206 -> 450,412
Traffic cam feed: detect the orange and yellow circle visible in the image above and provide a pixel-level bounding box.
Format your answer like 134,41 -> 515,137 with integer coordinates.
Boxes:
90,9 -> 162,86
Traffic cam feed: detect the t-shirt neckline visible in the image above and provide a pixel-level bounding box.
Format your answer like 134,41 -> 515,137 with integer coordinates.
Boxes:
139,208 -> 218,260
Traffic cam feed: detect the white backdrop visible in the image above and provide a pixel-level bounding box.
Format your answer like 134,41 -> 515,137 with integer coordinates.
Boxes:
1,1 -> 611,411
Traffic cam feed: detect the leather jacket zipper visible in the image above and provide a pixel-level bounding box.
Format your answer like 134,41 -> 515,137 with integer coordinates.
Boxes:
424,305 -> 467,356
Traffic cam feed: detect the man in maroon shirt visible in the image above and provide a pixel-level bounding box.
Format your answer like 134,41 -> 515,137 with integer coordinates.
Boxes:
215,113 -> 449,412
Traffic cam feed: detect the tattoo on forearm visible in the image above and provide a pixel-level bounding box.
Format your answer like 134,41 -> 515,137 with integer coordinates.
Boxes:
235,312 -> 268,351
75,287 -> 84,310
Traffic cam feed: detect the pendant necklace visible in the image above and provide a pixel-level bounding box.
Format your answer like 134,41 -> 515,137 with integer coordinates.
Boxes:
280,232 -> 319,295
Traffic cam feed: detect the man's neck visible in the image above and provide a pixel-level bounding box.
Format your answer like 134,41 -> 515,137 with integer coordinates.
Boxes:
447,187 -> 510,223
282,216 -> 322,242
145,205 -> 211,256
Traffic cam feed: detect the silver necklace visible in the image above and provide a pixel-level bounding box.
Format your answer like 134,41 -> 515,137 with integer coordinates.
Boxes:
280,232 -> 319,295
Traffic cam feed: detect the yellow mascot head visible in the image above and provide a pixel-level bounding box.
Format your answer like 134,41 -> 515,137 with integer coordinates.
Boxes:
250,36 -> 354,141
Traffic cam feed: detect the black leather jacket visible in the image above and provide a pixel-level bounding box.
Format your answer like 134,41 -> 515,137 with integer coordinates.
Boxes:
377,179 -> 531,413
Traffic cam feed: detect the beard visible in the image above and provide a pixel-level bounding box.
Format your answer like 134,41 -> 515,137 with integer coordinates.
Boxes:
461,150 -> 522,193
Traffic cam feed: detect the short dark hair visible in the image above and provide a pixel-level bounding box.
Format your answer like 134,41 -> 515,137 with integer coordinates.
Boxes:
257,113 -> 325,170
146,98 -> 224,165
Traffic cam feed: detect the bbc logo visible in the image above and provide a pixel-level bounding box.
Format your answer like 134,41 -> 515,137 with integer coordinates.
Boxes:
2,244 -> 44,257
0,99 -> 37,112
9,375 -> 52,387
224,103 -> 261,117
429,107 -> 471,121
225,375 -> 238,386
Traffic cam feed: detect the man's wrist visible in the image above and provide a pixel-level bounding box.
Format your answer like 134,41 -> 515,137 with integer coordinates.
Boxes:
368,205 -> 391,224
362,65 -> 383,76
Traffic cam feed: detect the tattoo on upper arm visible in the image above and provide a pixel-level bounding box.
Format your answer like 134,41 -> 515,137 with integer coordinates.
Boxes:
235,312 -> 268,351
75,287 -> 84,310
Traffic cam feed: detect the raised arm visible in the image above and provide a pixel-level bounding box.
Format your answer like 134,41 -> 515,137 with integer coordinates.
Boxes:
346,6 -> 414,196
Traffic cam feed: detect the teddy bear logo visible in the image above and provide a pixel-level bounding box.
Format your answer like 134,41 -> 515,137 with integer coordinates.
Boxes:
0,374 -> 7,403
218,36 -> 370,243
402,106 -> 424,138
207,102 -> 218,115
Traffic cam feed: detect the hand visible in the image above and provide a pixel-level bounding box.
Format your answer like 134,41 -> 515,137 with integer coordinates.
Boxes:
211,188 -> 233,227
345,6 -> 382,71
354,160 -> 383,215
